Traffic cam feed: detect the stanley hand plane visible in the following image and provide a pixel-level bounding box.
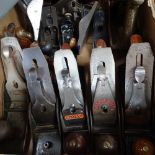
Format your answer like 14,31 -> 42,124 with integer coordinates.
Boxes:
90,47 -> 116,129
22,47 -> 61,155
54,46 -> 88,155
1,37 -> 28,153
90,7 -> 116,130
54,48 -> 86,131
125,35 -> 154,126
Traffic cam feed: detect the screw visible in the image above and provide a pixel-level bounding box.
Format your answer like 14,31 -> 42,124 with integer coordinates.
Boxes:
40,104 -> 46,112
13,81 -> 18,88
70,105 -> 76,113
43,141 -> 52,149
101,105 -> 108,113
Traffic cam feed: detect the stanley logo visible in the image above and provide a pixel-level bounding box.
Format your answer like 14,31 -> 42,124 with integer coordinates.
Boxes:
64,114 -> 85,121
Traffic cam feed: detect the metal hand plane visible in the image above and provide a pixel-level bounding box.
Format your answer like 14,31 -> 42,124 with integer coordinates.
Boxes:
90,46 -> 116,130
1,37 -> 28,153
22,47 -> 61,155
125,38 -> 154,126
54,48 -> 86,131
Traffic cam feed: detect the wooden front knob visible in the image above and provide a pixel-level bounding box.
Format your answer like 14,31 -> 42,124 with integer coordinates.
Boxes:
95,135 -> 119,155
132,138 -> 154,155
64,133 -> 87,155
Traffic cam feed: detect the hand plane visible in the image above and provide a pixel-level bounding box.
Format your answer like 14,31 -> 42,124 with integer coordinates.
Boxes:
54,48 -> 86,131
22,47 -> 61,155
54,47 -> 88,155
1,37 -> 28,153
125,35 -> 154,127
90,47 -> 116,129
90,7 -> 116,131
